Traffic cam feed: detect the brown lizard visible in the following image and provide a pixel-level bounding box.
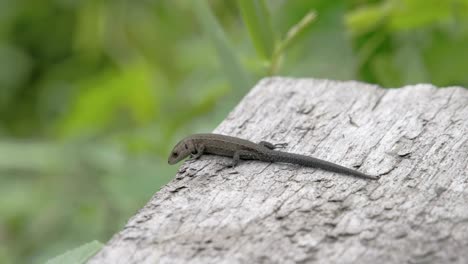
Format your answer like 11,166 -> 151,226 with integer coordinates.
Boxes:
168,133 -> 378,180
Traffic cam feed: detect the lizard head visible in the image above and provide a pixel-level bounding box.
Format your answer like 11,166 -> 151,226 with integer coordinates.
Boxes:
168,138 -> 195,165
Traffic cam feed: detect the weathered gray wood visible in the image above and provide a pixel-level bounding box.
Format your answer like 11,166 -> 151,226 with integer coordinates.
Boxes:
88,77 -> 468,264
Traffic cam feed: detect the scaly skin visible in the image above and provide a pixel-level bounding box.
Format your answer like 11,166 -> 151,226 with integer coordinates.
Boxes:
168,133 -> 378,180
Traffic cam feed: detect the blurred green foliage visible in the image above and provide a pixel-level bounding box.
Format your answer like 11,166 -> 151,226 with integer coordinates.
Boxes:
45,240 -> 102,264
0,0 -> 467,263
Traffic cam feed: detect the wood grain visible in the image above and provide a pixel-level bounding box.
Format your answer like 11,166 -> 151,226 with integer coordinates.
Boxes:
88,77 -> 468,264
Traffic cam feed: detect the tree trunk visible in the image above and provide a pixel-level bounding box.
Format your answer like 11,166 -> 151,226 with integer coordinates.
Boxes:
88,77 -> 468,264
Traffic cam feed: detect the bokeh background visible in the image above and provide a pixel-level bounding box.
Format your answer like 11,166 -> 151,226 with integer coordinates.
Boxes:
1,0 -> 467,263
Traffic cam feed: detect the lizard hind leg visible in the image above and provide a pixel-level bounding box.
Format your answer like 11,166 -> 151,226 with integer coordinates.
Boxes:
258,141 -> 276,150
259,141 -> 288,150
229,150 -> 253,167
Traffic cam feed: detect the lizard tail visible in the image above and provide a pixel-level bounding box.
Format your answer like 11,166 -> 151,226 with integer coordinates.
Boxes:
266,150 -> 378,180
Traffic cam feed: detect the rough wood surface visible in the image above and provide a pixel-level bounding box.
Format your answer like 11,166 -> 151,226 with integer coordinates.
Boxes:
89,77 -> 468,264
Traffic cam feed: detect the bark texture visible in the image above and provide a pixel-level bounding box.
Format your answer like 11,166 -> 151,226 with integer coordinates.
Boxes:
89,77 -> 468,264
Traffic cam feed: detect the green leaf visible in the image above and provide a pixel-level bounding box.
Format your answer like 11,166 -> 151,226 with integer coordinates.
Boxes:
238,0 -> 275,59
45,241 -> 103,264
59,62 -> 158,138
345,4 -> 388,35
371,53 -> 402,87
270,10 -> 317,75
388,0 -> 452,31
74,0 -> 104,58
424,32 -> 468,86
192,1 -> 252,92
276,11 -> 317,56
346,0 -> 456,34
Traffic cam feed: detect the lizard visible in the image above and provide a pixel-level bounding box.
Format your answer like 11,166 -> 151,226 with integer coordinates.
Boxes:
168,133 -> 378,180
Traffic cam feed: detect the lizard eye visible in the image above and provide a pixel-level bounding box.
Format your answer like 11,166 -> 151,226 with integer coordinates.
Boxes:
172,152 -> 178,157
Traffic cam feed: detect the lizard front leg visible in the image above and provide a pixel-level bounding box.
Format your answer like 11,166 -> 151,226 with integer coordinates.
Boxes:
190,144 -> 205,160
